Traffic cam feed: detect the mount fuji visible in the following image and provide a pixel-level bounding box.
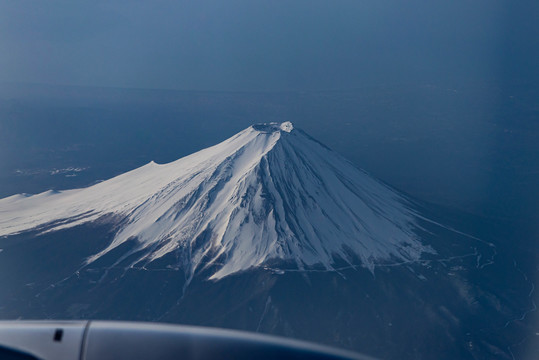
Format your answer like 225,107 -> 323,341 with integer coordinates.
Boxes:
0,122 -> 433,279
0,122 -> 534,360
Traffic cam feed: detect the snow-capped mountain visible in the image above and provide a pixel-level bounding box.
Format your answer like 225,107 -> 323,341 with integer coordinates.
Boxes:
0,122 -> 433,279
0,122 -> 534,360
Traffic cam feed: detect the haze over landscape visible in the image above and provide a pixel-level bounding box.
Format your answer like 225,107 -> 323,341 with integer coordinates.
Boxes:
0,1 -> 538,360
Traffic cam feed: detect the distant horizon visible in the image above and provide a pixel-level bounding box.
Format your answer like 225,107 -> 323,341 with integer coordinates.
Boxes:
2,78 -> 537,95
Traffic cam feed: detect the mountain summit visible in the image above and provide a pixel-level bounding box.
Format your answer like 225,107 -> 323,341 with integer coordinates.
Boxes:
0,122 -> 433,279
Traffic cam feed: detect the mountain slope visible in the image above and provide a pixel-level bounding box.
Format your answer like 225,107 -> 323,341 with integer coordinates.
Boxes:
0,122 -> 433,279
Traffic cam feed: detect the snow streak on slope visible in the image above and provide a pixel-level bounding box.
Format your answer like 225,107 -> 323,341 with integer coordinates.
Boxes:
0,122 -> 433,279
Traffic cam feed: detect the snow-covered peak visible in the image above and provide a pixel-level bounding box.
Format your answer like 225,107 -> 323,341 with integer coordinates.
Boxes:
279,121 -> 294,132
0,123 -> 433,279
251,121 -> 294,134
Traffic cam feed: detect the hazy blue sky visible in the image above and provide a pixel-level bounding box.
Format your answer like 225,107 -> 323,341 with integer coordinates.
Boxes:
1,0 -> 537,91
